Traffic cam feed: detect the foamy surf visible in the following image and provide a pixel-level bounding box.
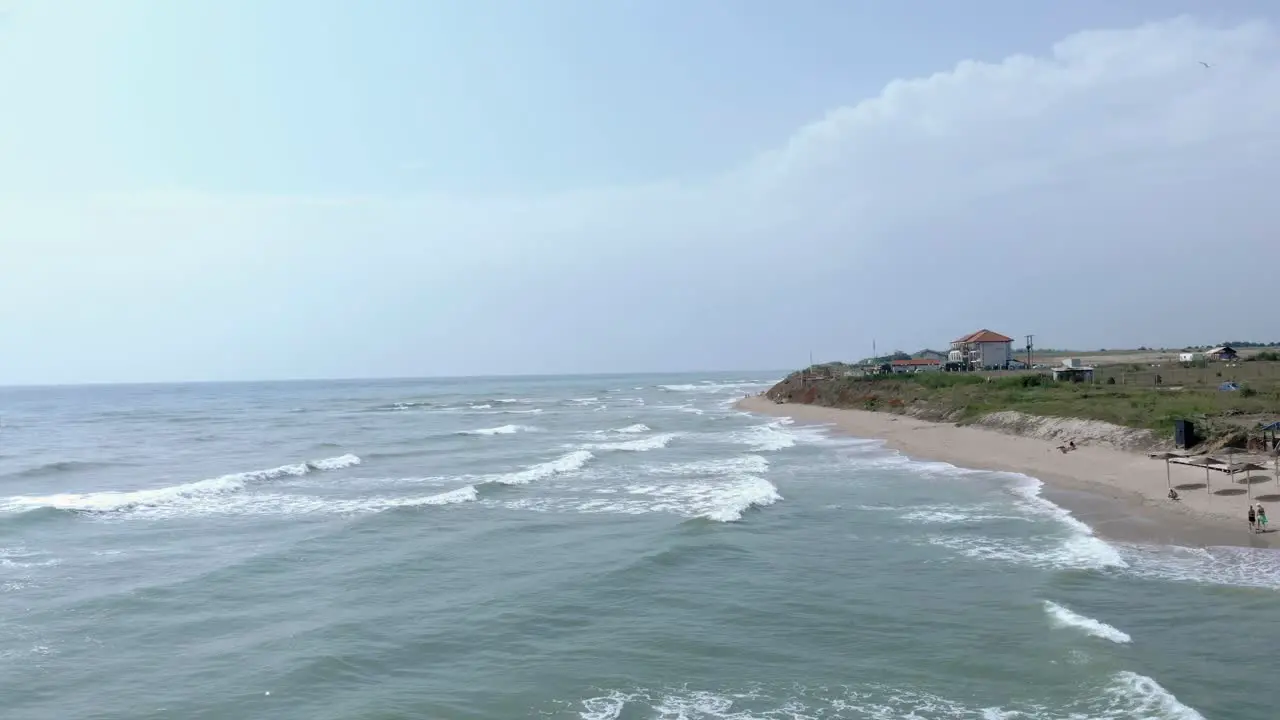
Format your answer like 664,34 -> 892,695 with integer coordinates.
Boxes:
485,450 -> 594,486
582,433 -> 679,453
0,454 -> 362,515
1044,600 -> 1132,643
569,673 -> 1205,719
458,424 -> 539,436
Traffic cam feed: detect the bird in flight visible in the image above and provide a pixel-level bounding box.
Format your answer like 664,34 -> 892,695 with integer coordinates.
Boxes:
1199,61 -> 1212,68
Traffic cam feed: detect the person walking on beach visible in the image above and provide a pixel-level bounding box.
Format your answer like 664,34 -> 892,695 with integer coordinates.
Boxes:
1256,504 -> 1268,533
1247,505 -> 1256,533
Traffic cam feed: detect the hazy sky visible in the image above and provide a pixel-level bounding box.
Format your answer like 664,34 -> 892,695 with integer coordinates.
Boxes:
3,1 -> 1279,384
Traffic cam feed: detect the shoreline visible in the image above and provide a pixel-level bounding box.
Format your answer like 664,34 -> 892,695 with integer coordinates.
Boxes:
737,397 -> 1278,550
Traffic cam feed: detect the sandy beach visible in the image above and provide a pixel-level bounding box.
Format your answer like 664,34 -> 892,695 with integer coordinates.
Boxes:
738,396 -> 1279,550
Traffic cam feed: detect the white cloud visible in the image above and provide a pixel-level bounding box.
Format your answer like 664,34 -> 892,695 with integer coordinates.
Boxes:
2,15 -> 1279,382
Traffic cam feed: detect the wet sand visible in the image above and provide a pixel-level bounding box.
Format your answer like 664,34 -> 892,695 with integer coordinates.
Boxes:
738,397 -> 1278,550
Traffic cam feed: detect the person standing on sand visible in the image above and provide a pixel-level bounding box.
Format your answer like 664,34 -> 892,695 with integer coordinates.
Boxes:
1257,504 -> 1268,532
1247,505 -> 1256,533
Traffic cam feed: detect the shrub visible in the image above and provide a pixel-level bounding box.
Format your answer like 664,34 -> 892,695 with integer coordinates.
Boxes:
1106,377 -> 1116,385
1241,387 -> 1258,398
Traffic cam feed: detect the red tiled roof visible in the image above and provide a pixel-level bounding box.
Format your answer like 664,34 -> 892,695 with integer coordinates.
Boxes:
953,329 -> 1013,344
892,358 -> 942,366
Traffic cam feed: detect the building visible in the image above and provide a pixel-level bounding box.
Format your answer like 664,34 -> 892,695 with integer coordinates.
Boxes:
950,329 -> 1015,370
891,358 -> 942,373
1206,345 -> 1238,361
913,349 -> 948,361
1179,352 -> 1205,365
1052,360 -> 1095,382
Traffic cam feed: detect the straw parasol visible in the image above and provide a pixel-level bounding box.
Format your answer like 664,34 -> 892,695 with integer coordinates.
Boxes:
1183,455 -> 1225,494
1149,452 -> 1181,489
1229,462 -> 1269,500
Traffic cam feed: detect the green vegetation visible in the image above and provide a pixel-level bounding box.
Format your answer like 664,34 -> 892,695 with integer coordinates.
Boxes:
768,363 -> 1280,443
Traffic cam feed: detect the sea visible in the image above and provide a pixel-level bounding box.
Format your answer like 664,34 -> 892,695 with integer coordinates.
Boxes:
1,373 -> 1277,719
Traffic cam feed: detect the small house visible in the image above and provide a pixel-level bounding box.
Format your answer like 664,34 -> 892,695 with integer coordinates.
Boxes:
1206,345 -> 1238,361
913,349 -> 948,361
1179,352 -> 1205,365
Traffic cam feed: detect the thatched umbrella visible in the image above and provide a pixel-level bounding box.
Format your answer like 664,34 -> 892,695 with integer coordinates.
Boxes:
1229,462 -> 1269,500
1183,455 -> 1225,494
1149,451 -> 1181,489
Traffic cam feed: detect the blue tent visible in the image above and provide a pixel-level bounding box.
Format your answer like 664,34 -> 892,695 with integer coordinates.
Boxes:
1219,381 -> 1240,391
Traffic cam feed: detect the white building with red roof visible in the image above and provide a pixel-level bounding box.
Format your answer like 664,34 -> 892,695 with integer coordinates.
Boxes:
949,329 -> 1014,370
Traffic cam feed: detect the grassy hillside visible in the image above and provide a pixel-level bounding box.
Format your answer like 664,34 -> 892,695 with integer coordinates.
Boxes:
765,363 -> 1280,446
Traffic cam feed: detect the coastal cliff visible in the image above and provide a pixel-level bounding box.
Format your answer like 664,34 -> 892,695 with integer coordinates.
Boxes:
762,369 -> 1167,453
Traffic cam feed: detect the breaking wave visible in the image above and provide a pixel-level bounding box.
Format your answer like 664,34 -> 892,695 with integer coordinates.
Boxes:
457,424 -> 539,436
0,454 -> 362,515
484,450 -> 594,486
582,433 -> 679,453
1044,600 -> 1132,644
569,673 -> 1203,719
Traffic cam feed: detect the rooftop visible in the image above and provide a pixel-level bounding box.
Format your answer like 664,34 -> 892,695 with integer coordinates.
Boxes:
953,329 -> 1014,344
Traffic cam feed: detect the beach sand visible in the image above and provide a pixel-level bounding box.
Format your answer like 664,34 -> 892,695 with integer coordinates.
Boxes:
737,396 -> 1279,550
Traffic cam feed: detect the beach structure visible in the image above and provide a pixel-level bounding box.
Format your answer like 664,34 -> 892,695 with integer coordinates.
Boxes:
1051,358 -> 1095,383
1178,351 -> 1205,365
890,358 -> 942,374
949,329 -> 1014,370
1228,462 -> 1268,499
1181,455 -> 1226,493
1206,345 -> 1238,361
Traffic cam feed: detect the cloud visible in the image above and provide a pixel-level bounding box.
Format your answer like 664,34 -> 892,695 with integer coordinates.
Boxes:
2,15 -> 1279,382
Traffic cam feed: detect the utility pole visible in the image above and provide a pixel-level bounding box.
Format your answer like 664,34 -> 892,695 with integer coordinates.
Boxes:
1025,334 -> 1034,368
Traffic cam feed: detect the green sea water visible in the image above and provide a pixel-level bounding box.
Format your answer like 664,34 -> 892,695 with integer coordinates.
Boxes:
1,375 -> 1275,718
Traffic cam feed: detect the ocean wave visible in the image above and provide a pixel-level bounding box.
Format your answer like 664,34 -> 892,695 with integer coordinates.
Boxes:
913,474 -> 1128,572
648,455 -> 771,477
913,476 -> 1127,571
569,674 -> 1204,719
0,454 -> 362,515
0,547 -> 60,570
612,423 -> 650,434
484,450 -> 594,486
457,424 -> 540,436
1115,543 -> 1280,590
728,418 -> 831,452
1044,600 -> 1132,643
3,460 -> 123,480
582,433 -> 679,453
502,475 -> 781,523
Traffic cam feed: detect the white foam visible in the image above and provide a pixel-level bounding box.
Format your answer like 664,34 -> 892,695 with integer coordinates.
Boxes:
928,533 -> 1127,571
458,424 -> 539,436
899,508 -> 1031,524
129,485 -> 481,518
731,419 -> 833,452
569,675 -> 1205,720
486,450 -> 594,486
469,404 -> 493,409
1116,544 -> 1280,590
1103,672 -> 1205,719
0,454 -> 361,515
649,455 -> 771,477
307,453 -> 362,471
613,423 -> 650,434
504,408 -> 544,415
1043,601 -> 1131,644
0,547 -> 60,569
698,476 -> 782,522
583,433 -> 679,453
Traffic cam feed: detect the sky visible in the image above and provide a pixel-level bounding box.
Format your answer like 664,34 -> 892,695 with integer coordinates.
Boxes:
2,1 -> 1279,384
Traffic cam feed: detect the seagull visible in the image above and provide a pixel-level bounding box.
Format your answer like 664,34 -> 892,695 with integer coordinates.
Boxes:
1199,61 -> 1212,68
